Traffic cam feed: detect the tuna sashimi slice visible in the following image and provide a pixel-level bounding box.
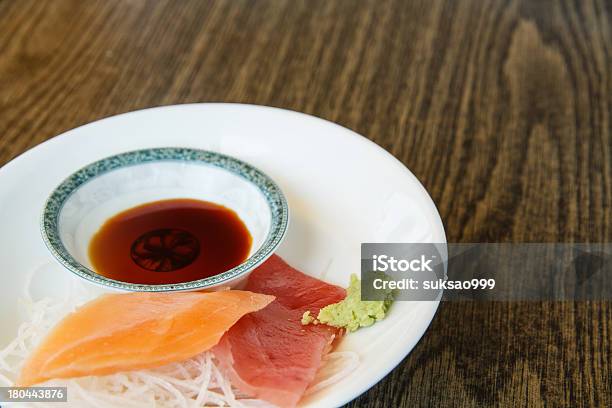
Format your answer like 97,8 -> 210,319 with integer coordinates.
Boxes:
18,290 -> 274,386
214,255 -> 346,407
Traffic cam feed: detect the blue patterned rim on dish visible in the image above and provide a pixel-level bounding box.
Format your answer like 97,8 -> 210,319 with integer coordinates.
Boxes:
41,147 -> 289,292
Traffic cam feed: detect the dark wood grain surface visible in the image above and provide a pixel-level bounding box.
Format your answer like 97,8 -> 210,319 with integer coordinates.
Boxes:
0,0 -> 610,406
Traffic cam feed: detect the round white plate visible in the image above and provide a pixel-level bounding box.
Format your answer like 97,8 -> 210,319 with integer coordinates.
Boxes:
0,104 -> 445,407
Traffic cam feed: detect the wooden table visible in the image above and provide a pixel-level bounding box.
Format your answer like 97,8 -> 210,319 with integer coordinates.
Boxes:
0,0 -> 610,406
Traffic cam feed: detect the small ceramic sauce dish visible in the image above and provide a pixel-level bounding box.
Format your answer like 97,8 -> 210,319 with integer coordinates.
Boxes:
41,147 -> 289,292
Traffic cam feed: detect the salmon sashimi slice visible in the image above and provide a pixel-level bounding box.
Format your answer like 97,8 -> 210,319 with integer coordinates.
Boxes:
214,255 -> 346,407
18,290 -> 274,386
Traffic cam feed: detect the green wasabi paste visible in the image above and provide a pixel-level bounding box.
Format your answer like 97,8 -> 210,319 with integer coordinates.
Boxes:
302,274 -> 393,332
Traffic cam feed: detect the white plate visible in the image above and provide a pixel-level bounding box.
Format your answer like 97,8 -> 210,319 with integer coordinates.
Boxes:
0,104 -> 446,407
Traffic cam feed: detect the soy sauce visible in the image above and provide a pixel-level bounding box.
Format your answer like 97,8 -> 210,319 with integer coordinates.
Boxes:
88,199 -> 252,284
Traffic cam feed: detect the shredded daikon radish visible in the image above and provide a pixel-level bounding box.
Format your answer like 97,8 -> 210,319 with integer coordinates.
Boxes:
0,265 -> 360,407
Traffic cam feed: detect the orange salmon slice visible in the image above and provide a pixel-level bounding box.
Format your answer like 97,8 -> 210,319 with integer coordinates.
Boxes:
18,290 -> 275,386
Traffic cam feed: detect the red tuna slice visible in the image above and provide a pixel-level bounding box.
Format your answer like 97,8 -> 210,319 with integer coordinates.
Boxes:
214,255 -> 346,407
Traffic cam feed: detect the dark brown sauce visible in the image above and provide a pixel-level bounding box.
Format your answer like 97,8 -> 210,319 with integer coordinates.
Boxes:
88,198 -> 252,284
